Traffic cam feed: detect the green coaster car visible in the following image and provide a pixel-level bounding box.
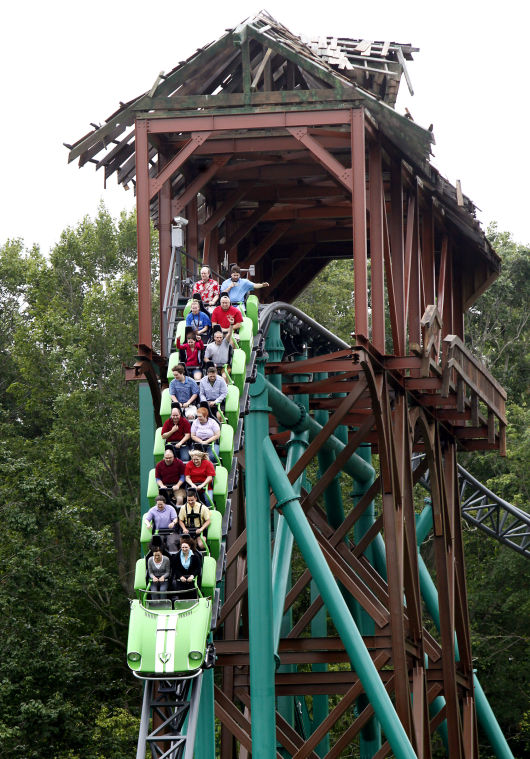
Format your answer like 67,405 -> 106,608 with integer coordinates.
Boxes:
128,556 -> 214,679
127,595 -> 212,679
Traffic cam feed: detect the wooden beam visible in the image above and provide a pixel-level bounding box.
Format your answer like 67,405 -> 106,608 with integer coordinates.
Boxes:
287,126 -> 352,192
352,108 -> 368,339
171,155 -> 231,216
149,132 -> 210,199
241,222 -> 293,267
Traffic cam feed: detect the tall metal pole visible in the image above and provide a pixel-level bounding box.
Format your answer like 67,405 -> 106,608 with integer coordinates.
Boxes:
195,669 -> 215,759
264,436 -> 418,759
245,373 -> 276,757
353,442 -> 381,759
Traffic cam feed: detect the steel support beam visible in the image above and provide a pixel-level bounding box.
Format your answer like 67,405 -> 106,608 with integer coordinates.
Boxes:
263,432 -> 418,759
245,374 -> 276,757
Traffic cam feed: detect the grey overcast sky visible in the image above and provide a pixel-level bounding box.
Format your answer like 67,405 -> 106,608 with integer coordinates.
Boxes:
1,0 -> 528,254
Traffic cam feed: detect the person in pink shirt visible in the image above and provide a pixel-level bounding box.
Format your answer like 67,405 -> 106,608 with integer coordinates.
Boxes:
176,332 -> 205,372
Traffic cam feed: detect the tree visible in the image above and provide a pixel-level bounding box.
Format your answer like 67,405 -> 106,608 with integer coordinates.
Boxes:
0,206 -> 157,757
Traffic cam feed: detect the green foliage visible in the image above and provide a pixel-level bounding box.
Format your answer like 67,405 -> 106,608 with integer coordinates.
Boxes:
0,207 -> 144,758
295,259 -> 355,343
466,224 -> 530,404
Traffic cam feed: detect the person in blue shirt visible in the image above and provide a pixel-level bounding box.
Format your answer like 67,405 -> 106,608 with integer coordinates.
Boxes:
169,364 -> 199,419
220,265 -> 269,308
185,300 -> 211,340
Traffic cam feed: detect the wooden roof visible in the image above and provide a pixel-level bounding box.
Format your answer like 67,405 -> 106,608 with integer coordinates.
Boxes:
66,11 -> 499,291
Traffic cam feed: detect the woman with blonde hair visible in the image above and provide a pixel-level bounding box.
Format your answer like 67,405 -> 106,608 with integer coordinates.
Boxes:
190,406 -> 220,462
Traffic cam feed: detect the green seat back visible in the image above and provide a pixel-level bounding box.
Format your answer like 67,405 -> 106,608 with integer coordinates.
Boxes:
153,427 -> 164,463
206,510 -> 222,561
219,424 -> 234,471
147,469 -> 158,507
200,555 -> 216,598
213,466 -> 228,515
225,384 -> 240,431
134,558 -> 147,591
238,317 -> 253,362
160,388 -> 171,422
183,300 -> 192,318
167,353 -> 180,381
231,348 -> 246,395
246,294 -> 259,334
176,320 -> 186,344
140,520 -> 153,555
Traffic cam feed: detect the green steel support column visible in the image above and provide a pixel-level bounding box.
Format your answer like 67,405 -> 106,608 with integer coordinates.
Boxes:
310,580 -> 330,757
313,373 -> 346,529
272,353 -> 309,650
416,504 -> 514,758
473,674 -> 514,759
264,378 -> 373,484
265,319 -> 284,390
353,443 -> 381,759
246,374 -> 276,757
272,351 -> 309,744
414,500 -> 449,751
312,373 -> 342,756
264,437 -> 417,759
139,381 -> 155,523
415,497 -> 434,545
195,668 -> 215,759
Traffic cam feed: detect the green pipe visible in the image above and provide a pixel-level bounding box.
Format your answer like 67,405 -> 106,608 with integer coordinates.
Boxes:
265,378 -> 373,484
263,435 -> 417,759
311,580 -> 330,758
272,353 -> 309,651
245,375 -> 276,757
195,668 -> 215,759
353,443 -> 381,759
265,319 -> 284,391
272,434 -> 308,649
266,322 -> 295,745
313,373 -> 346,529
139,382 -> 155,523
417,513 -> 513,758
473,674 -> 514,759
415,498 -> 433,546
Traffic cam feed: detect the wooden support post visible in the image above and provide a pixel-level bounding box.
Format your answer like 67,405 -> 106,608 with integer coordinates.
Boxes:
158,153 -> 172,358
135,119 -> 152,348
390,159 -> 405,353
408,184 -> 421,352
369,142 -> 385,352
352,108 -> 368,339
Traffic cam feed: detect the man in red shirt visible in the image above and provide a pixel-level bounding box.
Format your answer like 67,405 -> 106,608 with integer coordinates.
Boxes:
155,449 -> 186,505
161,406 -> 191,461
211,292 -> 243,335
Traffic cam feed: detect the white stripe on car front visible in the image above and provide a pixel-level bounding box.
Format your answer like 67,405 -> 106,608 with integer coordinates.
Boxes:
163,614 -> 178,673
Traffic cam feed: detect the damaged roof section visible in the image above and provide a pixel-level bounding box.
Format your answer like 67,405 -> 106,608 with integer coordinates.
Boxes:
66,10 -> 426,178
65,10 -> 498,286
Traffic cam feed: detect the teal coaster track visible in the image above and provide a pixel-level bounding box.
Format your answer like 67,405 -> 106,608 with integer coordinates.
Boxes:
131,299 -> 525,759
